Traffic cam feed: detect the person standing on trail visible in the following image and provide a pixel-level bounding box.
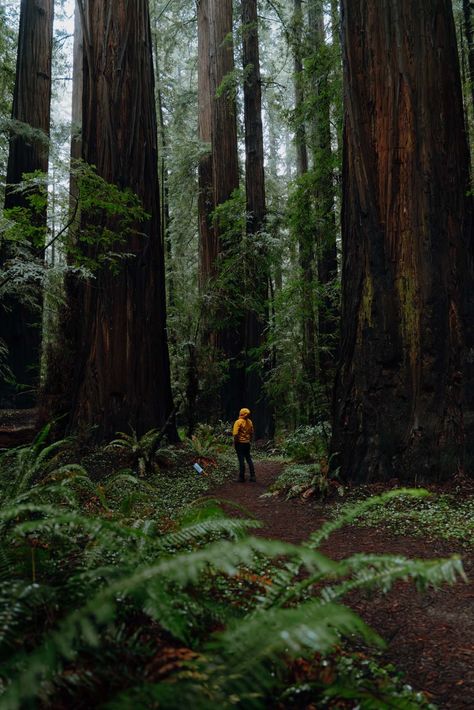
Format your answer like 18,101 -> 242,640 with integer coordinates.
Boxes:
232,408 -> 256,482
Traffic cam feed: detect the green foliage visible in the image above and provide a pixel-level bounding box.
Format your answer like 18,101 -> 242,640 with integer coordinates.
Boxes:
67,159 -> 148,273
0,423 -> 73,505
0,160 -> 149,314
0,440 -> 464,710
352,491 -> 474,547
107,428 -> 164,478
188,423 -> 227,459
267,461 -> 343,501
281,424 -> 329,462
282,650 -> 436,709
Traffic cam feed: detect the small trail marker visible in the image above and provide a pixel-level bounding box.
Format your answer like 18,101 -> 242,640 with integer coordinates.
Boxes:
193,462 -> 206,475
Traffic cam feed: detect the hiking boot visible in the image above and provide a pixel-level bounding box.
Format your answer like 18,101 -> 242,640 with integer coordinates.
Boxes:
249,477 -> 256,483
236,477 -> 245,483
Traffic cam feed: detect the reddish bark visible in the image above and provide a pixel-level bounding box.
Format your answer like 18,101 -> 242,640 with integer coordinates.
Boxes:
332,0 -> 474,481
64,0 -> 177,441
242,0 -> 270,436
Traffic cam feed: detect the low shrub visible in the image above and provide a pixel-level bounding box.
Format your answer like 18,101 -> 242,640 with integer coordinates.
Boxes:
267,462 -> 344,500
280,424 -> 329,463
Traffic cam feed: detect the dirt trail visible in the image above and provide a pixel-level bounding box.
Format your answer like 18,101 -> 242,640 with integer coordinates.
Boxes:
212,460 -> 474,709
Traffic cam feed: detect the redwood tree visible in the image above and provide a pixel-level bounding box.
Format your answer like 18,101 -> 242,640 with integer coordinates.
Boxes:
242,0 -> 270,435
307,0 -> 339,382
332,0 -> 474,481
197,0 -> 215,289
64,0 -> 177,441
0,0 -> 53,405
205,0 -> 242,422
292,0 -> 318,420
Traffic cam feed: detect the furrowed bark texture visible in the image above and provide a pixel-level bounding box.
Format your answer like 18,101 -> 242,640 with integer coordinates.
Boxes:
242,0 -> 270,436
67,0 -> 177,441
332,0 -> 474,481
0,0 -> 53,406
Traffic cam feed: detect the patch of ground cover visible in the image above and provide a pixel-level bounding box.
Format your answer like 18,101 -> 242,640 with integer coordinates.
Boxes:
54,435 -> 237,527
280,649 -> 436,709
323,482 -> 474,549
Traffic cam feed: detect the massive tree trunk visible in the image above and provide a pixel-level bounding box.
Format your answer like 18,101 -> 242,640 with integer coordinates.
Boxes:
0,0 -> 53,406
64,0 -> 177,442
208,0 -> 242,422
241,0 -> 270,436
332,0 -> 474,482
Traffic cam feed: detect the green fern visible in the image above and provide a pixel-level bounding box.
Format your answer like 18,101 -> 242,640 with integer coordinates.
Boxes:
107,429 -> 163,477
0,425 -> 73,505
0,460 -> 465,710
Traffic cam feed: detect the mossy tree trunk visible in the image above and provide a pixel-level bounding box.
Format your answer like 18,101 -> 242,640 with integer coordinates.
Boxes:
64,0 -> 177,442
332,0 -> 474,482
0,0 -> 53,407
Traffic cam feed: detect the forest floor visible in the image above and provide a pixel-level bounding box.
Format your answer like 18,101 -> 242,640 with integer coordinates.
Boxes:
0,407 -> 38,447
212,460 -> 474,710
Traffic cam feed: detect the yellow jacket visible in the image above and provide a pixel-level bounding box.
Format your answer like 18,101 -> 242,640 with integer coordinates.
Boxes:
232,408 -> 254,443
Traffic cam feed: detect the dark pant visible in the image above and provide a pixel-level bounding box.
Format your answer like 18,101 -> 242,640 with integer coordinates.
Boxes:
235,442 -> 256,480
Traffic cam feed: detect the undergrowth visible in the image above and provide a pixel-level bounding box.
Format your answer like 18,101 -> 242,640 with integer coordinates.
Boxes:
266,462 -> 343,500
0,428 -> 465,708
347,492 -> 474,547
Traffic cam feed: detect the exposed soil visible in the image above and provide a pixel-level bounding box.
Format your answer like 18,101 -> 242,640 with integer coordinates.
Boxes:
0,408 -> 39,448
212,460 -> 474,710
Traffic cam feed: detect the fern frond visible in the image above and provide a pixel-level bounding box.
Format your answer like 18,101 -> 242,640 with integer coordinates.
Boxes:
0,582 -> 49,655
156,517 -> 262,550
320,553 -> 467,602
213,599 -> 383,664
0,537 -> 336,707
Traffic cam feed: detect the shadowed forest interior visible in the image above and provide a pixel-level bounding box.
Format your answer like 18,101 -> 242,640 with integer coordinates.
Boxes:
0,1 -> 473,708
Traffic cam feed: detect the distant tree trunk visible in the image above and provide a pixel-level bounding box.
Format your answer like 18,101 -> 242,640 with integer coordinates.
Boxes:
331,0 -> 339,39
70,0 -> 83,173
241,0 -> 270,436
64,0 -> 177,442
208,0 -> 242,422
41,2 -> 82,423
292,0 -> 318,422
197,0 -> 216,290
332,0 -> 474,482
307,0 -> 339,389
463,0 -> 474,113
0,0 -> 53,407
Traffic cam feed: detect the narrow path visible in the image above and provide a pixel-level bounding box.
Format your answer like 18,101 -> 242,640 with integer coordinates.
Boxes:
212,459 -> 474,709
